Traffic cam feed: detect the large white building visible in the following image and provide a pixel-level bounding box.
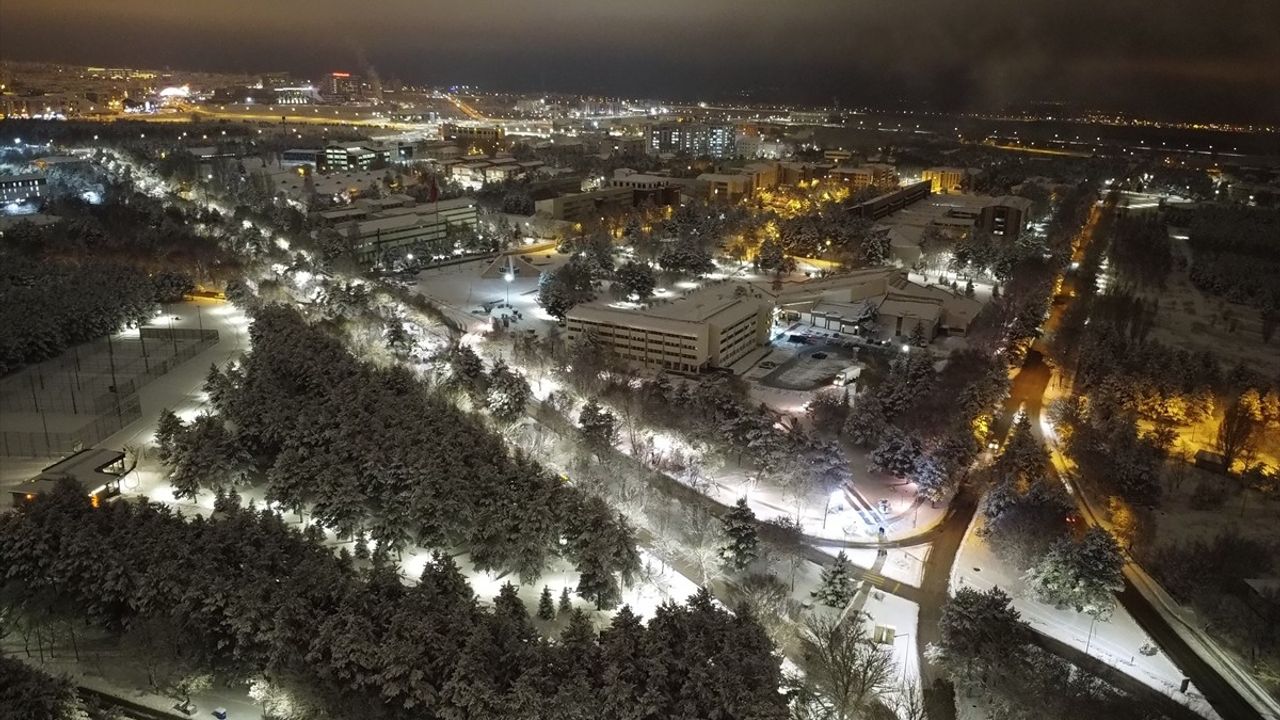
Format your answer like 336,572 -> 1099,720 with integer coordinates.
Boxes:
566,283 -> 771,373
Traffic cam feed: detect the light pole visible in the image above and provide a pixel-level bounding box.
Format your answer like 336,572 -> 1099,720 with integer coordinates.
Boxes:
1084,613 -> 1099,656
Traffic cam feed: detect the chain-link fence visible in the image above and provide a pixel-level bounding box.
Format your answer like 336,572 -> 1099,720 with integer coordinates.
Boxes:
1,328 -> 218,457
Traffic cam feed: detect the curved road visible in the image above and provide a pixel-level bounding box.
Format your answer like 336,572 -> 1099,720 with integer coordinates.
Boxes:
998,198 -> 1267,720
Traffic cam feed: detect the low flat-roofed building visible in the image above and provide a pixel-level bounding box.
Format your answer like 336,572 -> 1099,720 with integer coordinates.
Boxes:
272,168 -> 413,201
771,267 -> 984,341
11,448 -> 126,507
846,180 -> 931,220
876,294 -> 942,338
566,283 -> 771,373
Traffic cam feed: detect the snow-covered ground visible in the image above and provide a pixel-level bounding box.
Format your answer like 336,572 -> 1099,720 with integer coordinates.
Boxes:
951,512 -> 1221,720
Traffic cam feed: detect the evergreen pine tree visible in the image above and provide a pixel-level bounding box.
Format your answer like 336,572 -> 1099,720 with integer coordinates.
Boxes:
354,529 -> 370,560
558,586 -> 573,615
537,585 -> 556,621
718,497 -> 760,573
812,551 -> 858,608
909,321 -> 929,347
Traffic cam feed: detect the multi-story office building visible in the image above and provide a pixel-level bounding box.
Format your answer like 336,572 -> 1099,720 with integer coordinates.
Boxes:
645,123 -> 736,158
922,167 -> 969,193
566,284 -> 771,373
442,123 -> 506,154
0,173 -> 47,204
534,187 -> 633,222
322,141 -> 411,171
831,163 -> 897,190
978,196 -> 1034,237
325,142 -> 380,171
325,197 -> 479,262
326,71 -> 358,98
608,172 -> 680,207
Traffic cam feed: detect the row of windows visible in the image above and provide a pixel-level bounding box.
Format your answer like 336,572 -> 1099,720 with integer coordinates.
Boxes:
568,320 -> 699,346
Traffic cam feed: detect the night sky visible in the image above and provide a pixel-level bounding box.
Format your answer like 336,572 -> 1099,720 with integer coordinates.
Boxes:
5,0 -> 1279,122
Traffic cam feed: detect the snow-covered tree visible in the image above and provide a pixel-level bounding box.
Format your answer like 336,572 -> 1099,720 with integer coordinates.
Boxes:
912,452 -> 952,502
1024,527 -> 1124,617
537,256 -> 597,319
842,395 -> 888,448
486,359 -> 531,423
579,399 -> 618,448
795,612 -> 897,720
997,413 -> 1047,480
537,586 -> 557,621
908,321 -> 929,347
869,426 -> 921,478
613,261 -> 657,301
933,587 -> 1029,686
718,498 -> 760,573
812,551 -> 859,608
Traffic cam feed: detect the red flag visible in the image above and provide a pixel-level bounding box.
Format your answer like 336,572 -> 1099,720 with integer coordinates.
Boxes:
428,176 -> 439,203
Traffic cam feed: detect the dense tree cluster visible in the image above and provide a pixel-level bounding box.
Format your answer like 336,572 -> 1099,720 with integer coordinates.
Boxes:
0,656 -> 79,720
635,374 -> 848,504
537,256 -> 597,319
0,257 -> 159,374
0,486 -> 788,720
1025,527 -> 1125,617
846,348 -> 1004,500
981,414 -> 1124,611
777,213 -> 889,267
1148,530 -> 1280,686
1182,205 -> 1280,313
1107,213 -> 1174,289
180,306 -> 640,606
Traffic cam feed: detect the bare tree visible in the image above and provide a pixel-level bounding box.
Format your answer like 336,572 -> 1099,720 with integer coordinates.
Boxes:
796,612 -> 897,720
1217,397 -> 1258,471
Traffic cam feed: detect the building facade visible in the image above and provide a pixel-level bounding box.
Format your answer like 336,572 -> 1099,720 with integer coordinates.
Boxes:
566,285 -> 771,373
922,166 -> 968,193
535,187 -> 633,222
0,173 -> 47,204
645,123 -> 736,158
336,197 -> 479,262
978,196 -> 1034,237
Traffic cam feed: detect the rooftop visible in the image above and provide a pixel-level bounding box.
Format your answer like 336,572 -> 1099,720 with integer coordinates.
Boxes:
570,282 -> 767,336
16,448 -> 126,497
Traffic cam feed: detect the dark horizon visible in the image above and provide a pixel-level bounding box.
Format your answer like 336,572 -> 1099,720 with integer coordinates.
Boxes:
4,0 -> 1280,124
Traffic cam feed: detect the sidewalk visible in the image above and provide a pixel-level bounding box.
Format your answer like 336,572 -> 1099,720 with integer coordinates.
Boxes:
1042,369 -> 1280,720
950,507 -> 1220,719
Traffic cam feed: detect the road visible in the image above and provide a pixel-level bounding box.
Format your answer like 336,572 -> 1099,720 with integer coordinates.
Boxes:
1010,197 -> 1269,720
915,489 -> 979,684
